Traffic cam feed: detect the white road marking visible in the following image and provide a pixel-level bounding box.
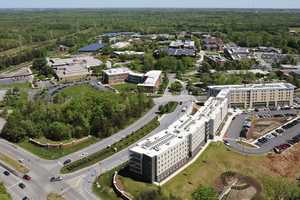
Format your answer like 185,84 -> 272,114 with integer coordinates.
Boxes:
7,181 -> 21,190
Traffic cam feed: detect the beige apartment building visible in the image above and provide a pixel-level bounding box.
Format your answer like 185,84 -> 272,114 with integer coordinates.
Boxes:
208,83 -> 295,108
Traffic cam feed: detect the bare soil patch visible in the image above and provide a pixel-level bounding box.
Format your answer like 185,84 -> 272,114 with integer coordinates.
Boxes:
263,143 -> 300,179
248,117 -> 287,139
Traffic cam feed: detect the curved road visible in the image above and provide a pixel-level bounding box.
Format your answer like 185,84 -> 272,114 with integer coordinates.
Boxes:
0,93 -> 196,200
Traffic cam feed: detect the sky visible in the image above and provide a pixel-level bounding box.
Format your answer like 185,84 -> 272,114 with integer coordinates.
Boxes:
1,0 -> 300,9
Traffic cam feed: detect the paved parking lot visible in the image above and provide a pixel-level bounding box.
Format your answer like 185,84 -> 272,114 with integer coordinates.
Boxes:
226,108 -> 300,155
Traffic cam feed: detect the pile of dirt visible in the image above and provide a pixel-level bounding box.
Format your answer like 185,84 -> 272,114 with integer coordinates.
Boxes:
263,143 -> 300,179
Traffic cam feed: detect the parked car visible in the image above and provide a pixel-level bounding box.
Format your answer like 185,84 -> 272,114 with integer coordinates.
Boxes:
223,140 -> 230,146
287,139 -> 298,145
3,171 -> 10,176
63,159 -> 72,165
258,137 -> 268,144
18,183 -> 26,189
275,128 -> 284,134
23,174 -> 31,181
274,143 -> 291,154
271,132 -> 279,137
265,134 -> 275,140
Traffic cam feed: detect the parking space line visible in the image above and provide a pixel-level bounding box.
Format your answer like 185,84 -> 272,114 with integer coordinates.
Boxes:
7,181 -> 21,190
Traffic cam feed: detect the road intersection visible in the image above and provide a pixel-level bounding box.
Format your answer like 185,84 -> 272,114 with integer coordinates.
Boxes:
0,92 -> 196,200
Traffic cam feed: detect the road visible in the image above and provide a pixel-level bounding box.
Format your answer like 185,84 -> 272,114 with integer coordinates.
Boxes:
0,92 -> 197,200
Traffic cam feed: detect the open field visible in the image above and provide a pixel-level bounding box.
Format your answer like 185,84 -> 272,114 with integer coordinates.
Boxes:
116,142 -> 300,200
18,137 -> 98,160
113,83 -> 138,93
0,152 -> 29,174
55,84 -> 99,98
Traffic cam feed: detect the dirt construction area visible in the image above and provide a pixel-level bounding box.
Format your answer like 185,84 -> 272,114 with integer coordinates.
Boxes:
248,117 -> 288,139
214,171 -> 262,200
263,143 -> 300,179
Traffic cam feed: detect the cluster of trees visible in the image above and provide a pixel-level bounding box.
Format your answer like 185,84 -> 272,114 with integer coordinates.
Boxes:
32,57 -> 54,78
202,59 -> 257,72
200,72 -> 259,86
158,102 -> 178,114
0,47 -> 47,69
1,92 -> 153,142
169,81 -> 183,93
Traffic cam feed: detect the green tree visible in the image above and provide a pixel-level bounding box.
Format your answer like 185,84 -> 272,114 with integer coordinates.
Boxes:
45,122 -> 72,141
32,57 -> 54,77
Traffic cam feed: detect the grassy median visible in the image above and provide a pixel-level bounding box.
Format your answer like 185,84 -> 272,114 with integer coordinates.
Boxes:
61,117 -> 159,174
18,137 -> 98,160
0,152 -> 29,174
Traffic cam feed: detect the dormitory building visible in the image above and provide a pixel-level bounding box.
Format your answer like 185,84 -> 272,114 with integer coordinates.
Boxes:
129,83 -> 295,183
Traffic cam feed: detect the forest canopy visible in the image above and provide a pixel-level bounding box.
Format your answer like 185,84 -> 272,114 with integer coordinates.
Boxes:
1,90 -> 153,142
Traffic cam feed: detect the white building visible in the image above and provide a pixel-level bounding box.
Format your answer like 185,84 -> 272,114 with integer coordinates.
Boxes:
137,70 -> 162,93
111,42 -> 130,49
129,89 -> 229,183
169,40 -> 195,49
47,56 -> 102,82
129,82 -> 296,183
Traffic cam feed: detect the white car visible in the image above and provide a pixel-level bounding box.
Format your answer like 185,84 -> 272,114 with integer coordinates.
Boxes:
265,134 -> 275,140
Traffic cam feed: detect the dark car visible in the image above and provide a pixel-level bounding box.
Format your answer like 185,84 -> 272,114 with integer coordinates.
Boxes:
18,182 -> 26,189
22,197 -> 29,200
275,129 -> 284,134
23,174 -> 31,181
287,139 -> 298,145
271,132 -> 279,137
258,137 -> 268,144
3,171 -> 10,176
50,176 -> 63,182
63,159 -> 72,165
274,143 -> 291,154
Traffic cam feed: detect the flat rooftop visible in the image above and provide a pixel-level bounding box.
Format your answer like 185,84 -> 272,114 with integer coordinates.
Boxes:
103,67 -> 131,76
48,56 -> 102,68
208,83 -> 296,91
138,70 -> 162,87
131,90 -> 228,157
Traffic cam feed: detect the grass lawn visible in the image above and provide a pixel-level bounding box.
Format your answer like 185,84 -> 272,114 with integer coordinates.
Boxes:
35,137 -> 75,145
0,152 -> 29,174
159,101 -> 178,114
0,82 -> 31,90
56,84 -> 99,98
113,83 -> 137,93
93,164 -> 126,200
61,118 -> 159,174
0,183 -> 11,200
118,142 -> 300,200
47,193 -> 65,200
18,137 -> 99,160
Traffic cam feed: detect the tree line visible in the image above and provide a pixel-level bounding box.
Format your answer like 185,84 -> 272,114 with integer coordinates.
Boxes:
1,91 -> 153,143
